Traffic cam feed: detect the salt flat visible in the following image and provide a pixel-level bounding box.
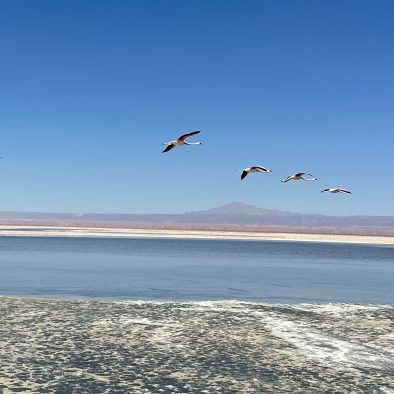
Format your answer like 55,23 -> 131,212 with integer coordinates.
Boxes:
1,298 -> 393,393
1,225 -> 393,244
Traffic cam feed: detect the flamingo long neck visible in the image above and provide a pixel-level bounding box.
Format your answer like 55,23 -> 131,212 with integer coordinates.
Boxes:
184,141 -> 202,145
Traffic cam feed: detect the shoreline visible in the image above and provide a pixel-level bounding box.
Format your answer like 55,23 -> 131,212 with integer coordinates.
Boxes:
1,295 -> 393,306
0,225 -> 393,245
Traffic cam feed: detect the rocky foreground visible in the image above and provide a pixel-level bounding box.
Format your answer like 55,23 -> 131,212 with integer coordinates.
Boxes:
0,298 -> 393,393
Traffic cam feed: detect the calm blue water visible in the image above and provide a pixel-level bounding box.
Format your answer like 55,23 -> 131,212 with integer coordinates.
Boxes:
0,236 -> 393,303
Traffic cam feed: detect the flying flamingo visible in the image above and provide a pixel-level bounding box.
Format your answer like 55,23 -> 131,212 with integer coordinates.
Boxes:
321,188 -> 351,194
162,131 -> 202,153
241,166 -> 272,180
281,172 -> 317,183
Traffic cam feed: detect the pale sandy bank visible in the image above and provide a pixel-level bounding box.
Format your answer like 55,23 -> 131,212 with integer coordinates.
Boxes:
0,225 -> 393,245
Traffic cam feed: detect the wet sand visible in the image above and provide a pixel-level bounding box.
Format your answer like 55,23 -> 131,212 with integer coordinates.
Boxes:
0,226 -> 393,244
1,297 -> 393,393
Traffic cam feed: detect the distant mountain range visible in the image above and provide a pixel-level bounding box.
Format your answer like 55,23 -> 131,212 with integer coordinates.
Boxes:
0,202 -> 393,235
188,202 -> 294,216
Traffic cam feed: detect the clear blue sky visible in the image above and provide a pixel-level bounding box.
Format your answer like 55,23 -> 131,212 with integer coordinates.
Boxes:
1,0 -> 393,215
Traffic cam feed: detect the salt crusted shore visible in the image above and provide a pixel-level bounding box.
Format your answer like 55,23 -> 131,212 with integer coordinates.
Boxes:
0,226 -> 394,244
1,298 -> 393,393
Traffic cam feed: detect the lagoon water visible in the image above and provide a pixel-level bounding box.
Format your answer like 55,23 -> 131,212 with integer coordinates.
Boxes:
0,236 -> 393,303
1,236 -> 394,392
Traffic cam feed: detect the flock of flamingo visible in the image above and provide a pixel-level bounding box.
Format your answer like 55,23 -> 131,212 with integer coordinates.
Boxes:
162,130 -> 352,194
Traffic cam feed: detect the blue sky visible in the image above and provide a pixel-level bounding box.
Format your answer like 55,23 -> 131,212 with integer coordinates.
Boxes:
1,0 -> 393,215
